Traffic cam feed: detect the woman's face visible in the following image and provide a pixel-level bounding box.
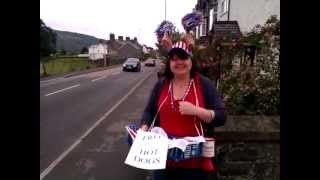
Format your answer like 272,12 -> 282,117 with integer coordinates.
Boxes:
169,54 -> 192,77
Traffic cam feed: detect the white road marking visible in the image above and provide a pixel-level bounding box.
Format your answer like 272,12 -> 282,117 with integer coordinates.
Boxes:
40,70 -> 154,180
44,84 -> 80,97
40,78 -> 62,83
91,75 -> 108,82
111,72 -> 120,75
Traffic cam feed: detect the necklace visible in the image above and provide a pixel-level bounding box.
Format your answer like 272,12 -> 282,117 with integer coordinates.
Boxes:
169,79 -> 194,111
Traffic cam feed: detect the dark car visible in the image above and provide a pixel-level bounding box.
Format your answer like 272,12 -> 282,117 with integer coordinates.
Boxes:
122,58 -> 141,72
145,59 -> 156,67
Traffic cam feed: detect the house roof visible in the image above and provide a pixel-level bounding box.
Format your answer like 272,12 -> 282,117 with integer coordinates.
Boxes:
118,41 -> 141,51
106,39 -> 141,51
106,40 -> 123,51
211,21 -> 242,40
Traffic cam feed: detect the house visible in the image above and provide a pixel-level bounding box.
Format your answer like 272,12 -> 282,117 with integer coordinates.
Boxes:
88,42 -> 109,61
191,0 -> 280,85
211,20 -> 241,41
216,0 -> 279,33
142,45 -> 155,54
194,0 -> 218,40
118,37 -> 142,59
193,0 -> 280,39
106,33 -> 143,59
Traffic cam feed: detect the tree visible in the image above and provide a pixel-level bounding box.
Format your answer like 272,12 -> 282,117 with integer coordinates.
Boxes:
40,19 -> 57,76
155,42 -> 168,58
80,47 -> 88,54
60,48 -> 66,55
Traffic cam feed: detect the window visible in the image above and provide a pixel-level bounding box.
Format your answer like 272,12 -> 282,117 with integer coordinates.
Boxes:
213,5 -> 218,12
202,22 -> 206,36
210,9 -> 214,30
221,1 -> 224,13
201,21 -> 206,37
213,13 -> 217,22
221,0 -> 228,14
195,27 -> 199,39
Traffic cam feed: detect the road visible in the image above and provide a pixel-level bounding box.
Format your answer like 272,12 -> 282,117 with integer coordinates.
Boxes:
40,62 -> 159,180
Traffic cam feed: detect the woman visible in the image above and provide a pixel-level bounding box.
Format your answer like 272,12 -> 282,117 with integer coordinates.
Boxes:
139,40 -> 226,180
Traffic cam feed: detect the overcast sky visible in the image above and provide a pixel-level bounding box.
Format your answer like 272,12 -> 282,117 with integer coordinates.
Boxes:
40,0 -> 197,48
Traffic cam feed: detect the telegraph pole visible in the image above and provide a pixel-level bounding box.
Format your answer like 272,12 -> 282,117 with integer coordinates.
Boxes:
228,0 -> 231,21
165,0 -> 167,20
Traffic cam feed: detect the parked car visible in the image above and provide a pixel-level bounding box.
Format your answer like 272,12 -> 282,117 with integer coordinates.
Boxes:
122,58 -> 141,72
144,59 -> 156,67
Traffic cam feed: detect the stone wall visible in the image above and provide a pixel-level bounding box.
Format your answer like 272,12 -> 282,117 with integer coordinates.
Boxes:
208,115 -> 280,180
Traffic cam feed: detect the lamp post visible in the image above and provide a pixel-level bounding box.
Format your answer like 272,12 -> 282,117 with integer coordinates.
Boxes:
228,0 -> 230,21
165,0 -> 167,20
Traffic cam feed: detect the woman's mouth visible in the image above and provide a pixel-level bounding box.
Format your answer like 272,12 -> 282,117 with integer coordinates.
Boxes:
174,65 -> 186,69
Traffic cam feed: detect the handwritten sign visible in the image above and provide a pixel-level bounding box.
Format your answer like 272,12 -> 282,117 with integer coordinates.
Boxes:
125,130 -> 169,170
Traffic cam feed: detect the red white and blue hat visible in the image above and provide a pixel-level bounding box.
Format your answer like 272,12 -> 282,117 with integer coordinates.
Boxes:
168,41 -> 192,57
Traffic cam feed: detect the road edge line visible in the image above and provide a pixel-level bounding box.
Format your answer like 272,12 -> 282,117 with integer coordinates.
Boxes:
91,75 -> 108,82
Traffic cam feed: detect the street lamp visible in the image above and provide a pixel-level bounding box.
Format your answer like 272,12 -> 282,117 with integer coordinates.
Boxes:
165,0 -> 167,20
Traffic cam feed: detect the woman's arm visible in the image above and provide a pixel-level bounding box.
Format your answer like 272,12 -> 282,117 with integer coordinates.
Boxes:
195,106 -> 215,123
139,80 -> 163,130
204,78 -> 226,127
178,101 -> 214,123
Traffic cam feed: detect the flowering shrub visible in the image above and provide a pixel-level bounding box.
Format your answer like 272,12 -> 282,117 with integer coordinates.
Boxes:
218,15 -> 280,115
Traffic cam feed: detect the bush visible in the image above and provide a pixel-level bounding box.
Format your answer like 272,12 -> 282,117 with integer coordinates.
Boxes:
219,66 -> 279,115
142,53 -> 151,61
218,15 -> 280,115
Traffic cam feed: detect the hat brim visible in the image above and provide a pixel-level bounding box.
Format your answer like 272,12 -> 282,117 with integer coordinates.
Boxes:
168,48 -> 191,58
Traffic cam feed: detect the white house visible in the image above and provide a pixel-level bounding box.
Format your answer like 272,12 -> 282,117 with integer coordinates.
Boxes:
217,0 -> 280,33
88,43 -> 109,61
194,0 -> 280,38
142,45 -> 149,54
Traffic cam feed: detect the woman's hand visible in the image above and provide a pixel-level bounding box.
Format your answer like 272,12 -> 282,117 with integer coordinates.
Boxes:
139,124 -> 149,131
179,101 -> 215,123
178,101 -> 198,116
161,32 -> 173,51
182,32 -> 195,49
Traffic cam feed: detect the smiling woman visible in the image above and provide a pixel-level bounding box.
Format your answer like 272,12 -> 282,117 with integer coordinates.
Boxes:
140,37 -> 226,179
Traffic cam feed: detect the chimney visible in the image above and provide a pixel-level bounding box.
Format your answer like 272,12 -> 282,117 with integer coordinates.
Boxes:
125,37 -> 130,41
109,33 -> 115,41
118,36 -> 123,41
133,37 -> 138,43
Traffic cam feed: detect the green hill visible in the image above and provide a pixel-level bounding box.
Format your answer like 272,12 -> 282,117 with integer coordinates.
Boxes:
54,30 -> 101,54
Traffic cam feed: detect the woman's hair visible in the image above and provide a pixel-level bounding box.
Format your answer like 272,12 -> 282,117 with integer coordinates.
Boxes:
164,49 -> 199,80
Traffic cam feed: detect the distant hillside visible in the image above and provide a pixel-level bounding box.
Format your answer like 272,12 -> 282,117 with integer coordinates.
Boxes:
54,30 -> 101,54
